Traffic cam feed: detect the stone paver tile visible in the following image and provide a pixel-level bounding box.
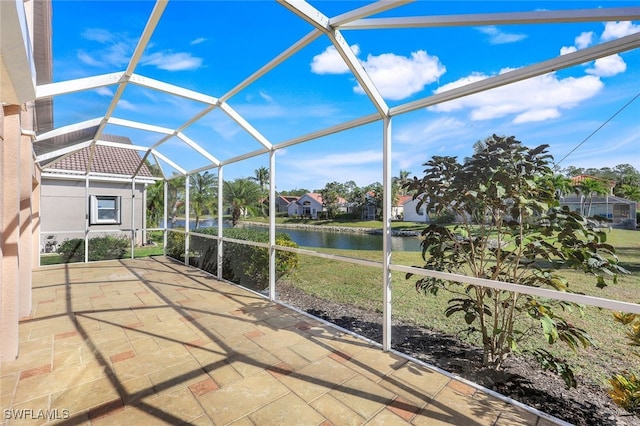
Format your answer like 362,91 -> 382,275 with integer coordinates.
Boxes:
227,349 -> 281,378
13,337 -> 52,355
269,347 -> 312,372
128,336 -> 161,355
288,340 -> 332,363
189,414 -> 215,426
447,379 -> 477,396
329,374 -> 396,420
380,363 -> 450,406
0,348 -> 52,376
218,333 -> 262,356
495,407 -> 539,425
228,417 -> 253,426
197,371 -> 289,425
0,373 -> 18,397
13,363 -> 105,404
386,396 -> 421,422
120,375 -> 156,405
139,387 -> 204,424
148,359 -> 205,395
414,386 -> 497,426
188,377 -> 219,397
51,376 -> 121,416
324,333 -> 373,358
367,405 -> 420,426
112,345 -> 193,381
53,349 -> 82,369
7,395 -> 52,426
19,364 -> 51,380
279,356 -> 356,402
90,405 -> 159,425
249,392 -> 325,425
310,393 -> 366,426
187,341 -> 230,368
344,347 -> 407,383
205,362 -> 243,389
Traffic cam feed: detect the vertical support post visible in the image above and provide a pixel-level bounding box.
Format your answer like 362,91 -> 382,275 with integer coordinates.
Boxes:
85,176 -> 89,263
163,179 -> 168,254
268,151 -> 276,301
142,183 -> 147,247
184,173 -> 190,266
217,167 -> 224,280
382,116 -> 393,351
131,179 -> 135,259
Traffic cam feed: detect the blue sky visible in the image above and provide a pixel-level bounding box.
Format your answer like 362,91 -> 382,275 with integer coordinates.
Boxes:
50,1 -> 640,191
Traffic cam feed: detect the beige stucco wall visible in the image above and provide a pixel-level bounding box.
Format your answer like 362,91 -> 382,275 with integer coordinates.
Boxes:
40,178 -> 147,248
1,103 -> 38,365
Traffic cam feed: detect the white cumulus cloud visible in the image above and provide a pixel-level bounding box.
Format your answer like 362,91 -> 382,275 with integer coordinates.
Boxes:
586,54 -> 627,77
310,44 -> 361,74
476,26 -> 527,44
430,70 -> 604,124
311,45 -> 445,100
142,52 -> 203,71
601,21 -> 640,41
354,50 -> 446,100
575,31 -> 594,49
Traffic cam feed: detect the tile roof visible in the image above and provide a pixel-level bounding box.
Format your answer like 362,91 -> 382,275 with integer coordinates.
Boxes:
46,135 -> 153,177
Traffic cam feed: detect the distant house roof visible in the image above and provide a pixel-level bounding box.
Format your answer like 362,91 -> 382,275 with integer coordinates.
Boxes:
397,195 -> 413,206
571,174 -> 616,188
44,134 -> 153,178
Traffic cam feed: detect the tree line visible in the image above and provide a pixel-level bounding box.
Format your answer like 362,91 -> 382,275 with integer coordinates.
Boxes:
146,158 -> 639,227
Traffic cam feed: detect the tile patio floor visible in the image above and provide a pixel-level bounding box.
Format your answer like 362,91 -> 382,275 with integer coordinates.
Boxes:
1,256 -> 564,425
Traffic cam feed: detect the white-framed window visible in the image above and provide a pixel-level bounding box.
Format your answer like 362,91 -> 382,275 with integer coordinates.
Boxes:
90,195 -> 121,225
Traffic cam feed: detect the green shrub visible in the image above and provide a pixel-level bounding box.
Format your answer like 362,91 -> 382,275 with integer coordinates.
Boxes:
186,227 -> 299,291
57,235 -> 129,263
166,230 -> 186,260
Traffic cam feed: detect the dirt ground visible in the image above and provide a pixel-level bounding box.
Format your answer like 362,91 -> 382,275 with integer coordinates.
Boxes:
277,282 -> 640,426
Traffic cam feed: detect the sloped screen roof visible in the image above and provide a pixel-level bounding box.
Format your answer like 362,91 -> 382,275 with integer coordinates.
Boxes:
30,1 -> 640,185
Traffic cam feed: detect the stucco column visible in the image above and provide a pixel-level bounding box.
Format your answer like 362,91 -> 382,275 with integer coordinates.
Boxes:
1,105 -> 22,363
19,106 -> 34,318
32,168 -> 41,267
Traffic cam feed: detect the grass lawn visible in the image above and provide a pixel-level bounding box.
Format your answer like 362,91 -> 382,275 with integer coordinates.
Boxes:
278,228 -> 640,384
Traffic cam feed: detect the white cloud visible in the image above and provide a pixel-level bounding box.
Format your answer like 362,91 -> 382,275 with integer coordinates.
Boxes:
430,71 -> 604,124
559,46 -> 577,56
94,87 -> 113,96
575,31 -> 594,49
81,28 -> 114,43
310,44 -> 361,74
142,52 -> 203,71
79,27 -> 203,71
77,50 -> 103,67
259,90 -> 274,103
354,50 -> 446,100
601,21 -> 640,41
476,26 -> 527,44
190,37 -> 207,45
311,45 -> 445,100
117,100 -> 137,111
586,54 -> 627,77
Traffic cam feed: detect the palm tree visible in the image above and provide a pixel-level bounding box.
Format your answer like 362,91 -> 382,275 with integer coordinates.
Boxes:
393,170 -> 412,196
168,175 -> 186,227
549,174 -> 576,200
250,166 -> 270,192
190,171 -> 217,228
250,166 -> 269,216
577,177 -> 609,217
224,178 -> 261,226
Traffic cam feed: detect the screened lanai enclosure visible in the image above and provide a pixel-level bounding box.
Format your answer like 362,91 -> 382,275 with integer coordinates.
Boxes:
4,0 -> 640,423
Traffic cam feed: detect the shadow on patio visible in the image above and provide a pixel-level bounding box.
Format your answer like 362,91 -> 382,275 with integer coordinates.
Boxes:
1,257 -> 560,425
